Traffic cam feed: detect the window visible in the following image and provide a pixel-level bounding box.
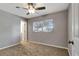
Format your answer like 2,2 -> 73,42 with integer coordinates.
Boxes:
33,19 -> 54,32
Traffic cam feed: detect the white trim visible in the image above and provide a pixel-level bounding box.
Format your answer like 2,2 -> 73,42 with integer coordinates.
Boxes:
0,43 -> 20,50
29,41 -> 68,50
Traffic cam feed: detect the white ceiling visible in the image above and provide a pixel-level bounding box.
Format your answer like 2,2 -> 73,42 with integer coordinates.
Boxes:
0,3 -> 69,18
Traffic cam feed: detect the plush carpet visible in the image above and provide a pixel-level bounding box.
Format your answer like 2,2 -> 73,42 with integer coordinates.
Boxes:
0,41 -> 69,56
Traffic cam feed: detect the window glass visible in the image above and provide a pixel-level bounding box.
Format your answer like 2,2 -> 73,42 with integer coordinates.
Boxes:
33,19 -> 54,32
38,21 -> 43,32
33,22 -> 38,32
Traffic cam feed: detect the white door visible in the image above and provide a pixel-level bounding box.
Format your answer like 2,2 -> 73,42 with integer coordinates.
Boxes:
72,4 -> 79,56
68,3 -> 79,56
21,20 -> 27,43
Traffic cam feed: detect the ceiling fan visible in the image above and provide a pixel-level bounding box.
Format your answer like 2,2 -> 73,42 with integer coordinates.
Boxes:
16,3 -> 46,15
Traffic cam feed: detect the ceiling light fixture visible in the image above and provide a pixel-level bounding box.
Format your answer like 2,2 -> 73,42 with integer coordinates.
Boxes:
23,3 -> 35,14
28,5 -> 35,13
16,3 -> 46,15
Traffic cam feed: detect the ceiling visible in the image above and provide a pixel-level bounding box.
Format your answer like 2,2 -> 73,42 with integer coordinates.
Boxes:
0,3 -> 69,18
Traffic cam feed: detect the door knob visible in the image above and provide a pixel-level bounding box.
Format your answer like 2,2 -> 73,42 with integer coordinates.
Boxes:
68,41 -> 74,45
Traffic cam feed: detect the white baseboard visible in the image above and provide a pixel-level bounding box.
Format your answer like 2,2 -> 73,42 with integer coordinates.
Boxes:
29,41 -> 68,50
0,43 -> 20,50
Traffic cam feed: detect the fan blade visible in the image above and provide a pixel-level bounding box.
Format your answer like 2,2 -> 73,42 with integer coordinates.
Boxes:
16,6 -> 20,8
16,6 -> 28,10
35,7 -> 45,10
26,12 -> 30,15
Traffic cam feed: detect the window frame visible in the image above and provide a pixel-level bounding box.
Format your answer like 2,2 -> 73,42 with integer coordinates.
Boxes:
33,19 -> 54,32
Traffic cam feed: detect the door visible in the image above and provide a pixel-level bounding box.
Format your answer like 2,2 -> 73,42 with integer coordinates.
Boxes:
21,20 -> 27,43
72,4 -> 79,56
68,3 -> 79,56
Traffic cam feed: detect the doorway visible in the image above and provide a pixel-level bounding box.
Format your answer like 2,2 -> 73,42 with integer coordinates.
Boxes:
20,20 -> 27,43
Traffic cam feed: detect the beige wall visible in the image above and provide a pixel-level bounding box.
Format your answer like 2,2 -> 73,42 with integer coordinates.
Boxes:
28,10 -> 68,48
0,10 -> 24,48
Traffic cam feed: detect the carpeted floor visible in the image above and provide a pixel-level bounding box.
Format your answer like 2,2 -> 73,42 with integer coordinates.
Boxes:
0,41 -> 69,56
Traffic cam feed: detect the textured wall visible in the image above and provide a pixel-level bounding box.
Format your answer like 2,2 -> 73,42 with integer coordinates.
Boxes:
28,10 -> 68,48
